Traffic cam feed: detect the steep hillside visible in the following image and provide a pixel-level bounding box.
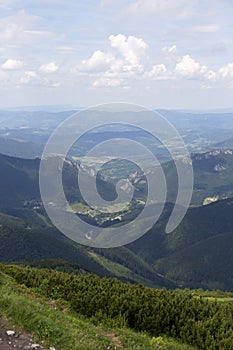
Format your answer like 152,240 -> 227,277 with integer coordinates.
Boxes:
128,198 -> 233,290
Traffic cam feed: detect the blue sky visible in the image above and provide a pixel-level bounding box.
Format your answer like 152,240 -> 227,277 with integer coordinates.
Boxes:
0,0 -> 233,109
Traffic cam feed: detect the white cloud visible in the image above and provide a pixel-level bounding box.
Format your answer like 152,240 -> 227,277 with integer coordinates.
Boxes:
80,50 -> 114,73
93,77 -> 124,87
109,34 -> 148,71
20,70 -> 38,84
0,10 -> 60,49
0,10 -> 40,43
76,34 -> 149,88
39,62 -> 59,74
2,58 -> 23,70
204,70 -> 217,82
175,55 -> 207,78
162,45 -> 177,56
146,64 -> 170,80
20,70 -> 59,88
219,63 -> 233,79
74,34 -> 233,91
174,54 -> 219,84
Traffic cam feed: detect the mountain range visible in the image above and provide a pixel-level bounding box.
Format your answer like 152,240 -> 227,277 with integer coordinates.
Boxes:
0,150 -> 233,290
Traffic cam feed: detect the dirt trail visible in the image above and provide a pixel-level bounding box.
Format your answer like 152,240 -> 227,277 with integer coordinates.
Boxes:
104,331 -> 123,348
0,323 -> 47,350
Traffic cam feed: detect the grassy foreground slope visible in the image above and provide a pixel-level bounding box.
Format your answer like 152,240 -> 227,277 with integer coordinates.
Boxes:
0,267 -> 195,350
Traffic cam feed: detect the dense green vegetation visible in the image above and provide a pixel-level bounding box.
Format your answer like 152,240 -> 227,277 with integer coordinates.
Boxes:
0,265 -> 196,350
1,264 -> 233,349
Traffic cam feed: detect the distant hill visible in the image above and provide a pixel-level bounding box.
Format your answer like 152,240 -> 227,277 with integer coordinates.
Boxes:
0,110 -> 74,129
215,136 -> 233,149
163,149 -> 233,206
0,137 -> 43,159
2,109 -> 233,161
191,149 -> 233,205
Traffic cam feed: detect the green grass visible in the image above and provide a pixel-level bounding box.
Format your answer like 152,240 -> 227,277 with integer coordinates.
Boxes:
203,297 -> 233,302
0,271 -> 196,350
193,290 -> 233,303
